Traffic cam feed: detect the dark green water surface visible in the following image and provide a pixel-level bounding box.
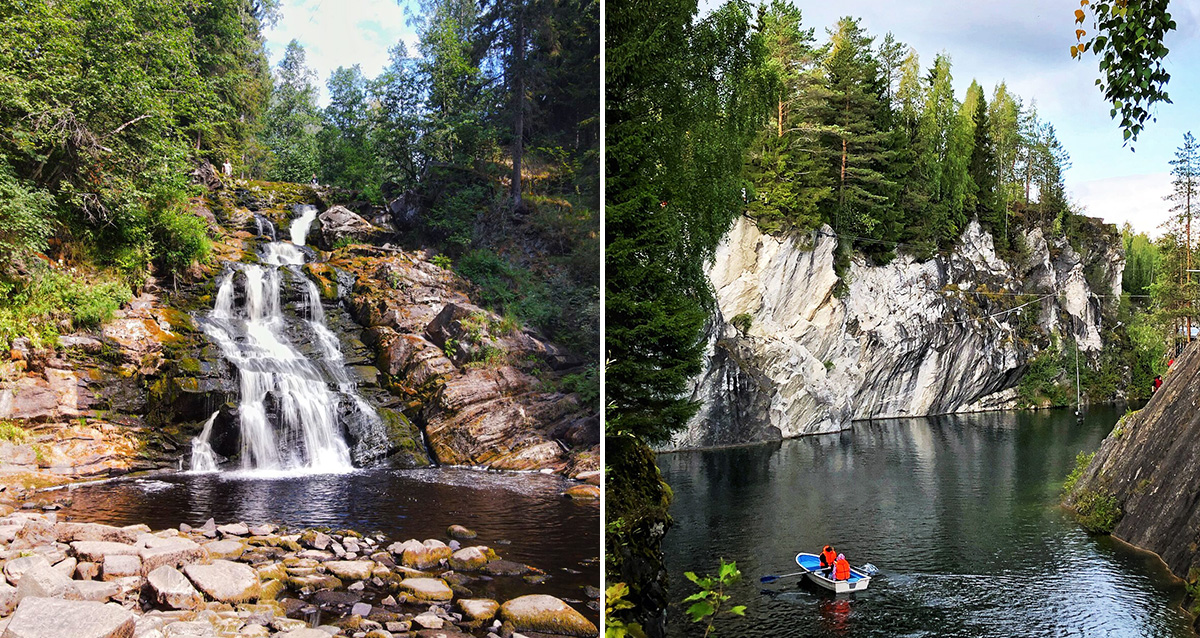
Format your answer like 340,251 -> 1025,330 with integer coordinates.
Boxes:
659,406 -> 1195,637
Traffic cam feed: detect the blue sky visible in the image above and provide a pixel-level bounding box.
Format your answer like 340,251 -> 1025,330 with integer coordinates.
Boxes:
263,0 -> 417,102
265,0 -> 1200,235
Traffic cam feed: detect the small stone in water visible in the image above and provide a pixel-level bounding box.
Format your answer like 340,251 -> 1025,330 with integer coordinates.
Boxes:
348,581 -> 364,591
381,595 -> 397,607
351,602 -> 372,617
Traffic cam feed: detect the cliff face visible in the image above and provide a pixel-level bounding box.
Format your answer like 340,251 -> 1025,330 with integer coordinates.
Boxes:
670,215 -> 1124,449
1068,340 -> 1200,579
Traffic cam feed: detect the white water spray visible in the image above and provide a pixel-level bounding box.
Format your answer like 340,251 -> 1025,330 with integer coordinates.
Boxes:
190,410 -> 221,473
195,204 -> 367,474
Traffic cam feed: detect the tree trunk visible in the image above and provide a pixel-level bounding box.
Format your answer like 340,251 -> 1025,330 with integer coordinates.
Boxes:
510,4 -> 525,210
778,97 -> 783,138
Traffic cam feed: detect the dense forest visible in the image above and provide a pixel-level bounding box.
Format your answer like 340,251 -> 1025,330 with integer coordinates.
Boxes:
0,0 -> 600,366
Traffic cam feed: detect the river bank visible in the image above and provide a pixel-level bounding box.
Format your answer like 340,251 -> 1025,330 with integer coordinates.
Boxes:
0,483 -> 599,638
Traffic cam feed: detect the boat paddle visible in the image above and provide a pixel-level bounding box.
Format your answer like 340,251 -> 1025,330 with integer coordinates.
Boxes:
759,569 -> 809,583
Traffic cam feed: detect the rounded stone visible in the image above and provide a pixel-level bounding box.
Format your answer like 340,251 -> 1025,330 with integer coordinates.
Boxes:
500,594 -> 598,637
396,577 -> 453,601
447,525 -> 477,539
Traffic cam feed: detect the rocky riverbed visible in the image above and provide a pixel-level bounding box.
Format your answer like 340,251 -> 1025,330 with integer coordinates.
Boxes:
0,496 -> 599,638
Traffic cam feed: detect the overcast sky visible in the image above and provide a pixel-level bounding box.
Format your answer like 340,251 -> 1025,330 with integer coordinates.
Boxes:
265,0 -> 1200,236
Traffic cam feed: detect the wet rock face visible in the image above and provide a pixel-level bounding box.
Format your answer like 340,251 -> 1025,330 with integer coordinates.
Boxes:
1068,341 -> 1200,579
672,216 -> 1124,449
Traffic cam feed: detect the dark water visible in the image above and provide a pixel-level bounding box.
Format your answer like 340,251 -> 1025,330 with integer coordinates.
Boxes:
659,407 -> 1196,637
55,467 -> 599,622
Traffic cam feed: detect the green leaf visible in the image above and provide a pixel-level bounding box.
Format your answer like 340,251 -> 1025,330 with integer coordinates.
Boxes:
686,601 -> 715,623
730,605 -> 747,616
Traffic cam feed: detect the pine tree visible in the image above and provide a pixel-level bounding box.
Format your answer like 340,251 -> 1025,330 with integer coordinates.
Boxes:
263,40 -> 321,183
820,17 -> 892,240
964,81 -> 1000,236
1166,131 -> 1200,340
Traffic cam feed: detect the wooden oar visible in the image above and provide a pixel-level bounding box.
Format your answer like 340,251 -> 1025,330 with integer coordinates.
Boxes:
760,569 -> 809,583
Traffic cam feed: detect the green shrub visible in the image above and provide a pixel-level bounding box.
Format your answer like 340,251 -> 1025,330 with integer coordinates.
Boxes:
1073,489 -> 1122,534
153,207 -> 211,274
0,161 -> 55,270
560,366 -> 599,409
0,262 -> 131,348
1063,451 -> 1095,495
730,313 -> 752,335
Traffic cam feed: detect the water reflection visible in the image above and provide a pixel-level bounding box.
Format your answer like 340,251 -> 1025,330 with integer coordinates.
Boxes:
59,467 -> 599,621
660,406 -> 1195,637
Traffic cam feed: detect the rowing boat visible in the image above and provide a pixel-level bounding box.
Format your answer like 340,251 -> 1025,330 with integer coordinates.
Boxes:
795,552 -> 872,594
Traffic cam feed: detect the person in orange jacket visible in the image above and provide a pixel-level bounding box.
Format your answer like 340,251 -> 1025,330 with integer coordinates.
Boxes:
819,545 -> 838,577
833,553 -> 851,581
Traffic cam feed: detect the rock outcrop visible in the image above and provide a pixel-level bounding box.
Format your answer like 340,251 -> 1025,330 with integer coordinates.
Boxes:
671,215 -> 1124,449
311,245 -> 598,475
1067,339 -> 1200,581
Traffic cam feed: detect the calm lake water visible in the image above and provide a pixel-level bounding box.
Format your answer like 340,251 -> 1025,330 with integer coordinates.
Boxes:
659,406 -> 1196,637
55,467 -> 600,623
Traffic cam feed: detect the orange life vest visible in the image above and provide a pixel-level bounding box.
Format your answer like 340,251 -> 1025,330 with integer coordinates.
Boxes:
833,557 -> 851,581
820,548 -> 837,568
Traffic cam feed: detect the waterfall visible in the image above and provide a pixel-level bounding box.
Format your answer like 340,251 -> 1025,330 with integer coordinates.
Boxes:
195,203 -> 370,474
190,411 -> 221,473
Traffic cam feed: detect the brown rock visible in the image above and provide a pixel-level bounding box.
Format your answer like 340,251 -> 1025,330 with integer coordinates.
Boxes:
563,485 -> 600,500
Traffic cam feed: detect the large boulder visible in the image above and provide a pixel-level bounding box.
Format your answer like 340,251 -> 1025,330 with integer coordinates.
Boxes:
146,565 -> 204,610
183,560 -> 260,603
54,523 -> 140,545
448,546 -> 490,572
71,541 -> 140,563
459,598 -> 499,624
396,577 -> 453,601
499,594 -> 598,637
2,597 -> 135,638
390,539 -> 452,569
138,537 -> 207,574
323,560 -> 373,581
317,205 -> 378,250
3,556 -> 51,584
14,565 -> 75,603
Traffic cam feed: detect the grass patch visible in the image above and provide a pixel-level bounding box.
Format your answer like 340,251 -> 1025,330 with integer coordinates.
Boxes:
0,261 -> 132,349
0,421 -> 28,443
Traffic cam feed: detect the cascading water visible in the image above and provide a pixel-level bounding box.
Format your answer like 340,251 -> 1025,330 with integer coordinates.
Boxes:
190,411 -> 221,472
190,204 -> 375,474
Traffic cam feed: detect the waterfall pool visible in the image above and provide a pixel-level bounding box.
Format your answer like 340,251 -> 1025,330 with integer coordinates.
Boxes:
659,406 -> 1196,637
55,466 -> 599,623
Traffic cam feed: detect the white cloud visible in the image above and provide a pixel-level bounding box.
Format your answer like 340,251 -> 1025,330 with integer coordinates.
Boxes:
264,0 -> 418,104
1071,173 -> 1174,236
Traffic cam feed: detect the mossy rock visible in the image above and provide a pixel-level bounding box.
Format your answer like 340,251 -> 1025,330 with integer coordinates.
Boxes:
378,408 -> 429,467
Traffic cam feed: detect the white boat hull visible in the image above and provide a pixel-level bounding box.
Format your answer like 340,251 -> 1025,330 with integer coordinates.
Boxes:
795,552 -> 871,594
